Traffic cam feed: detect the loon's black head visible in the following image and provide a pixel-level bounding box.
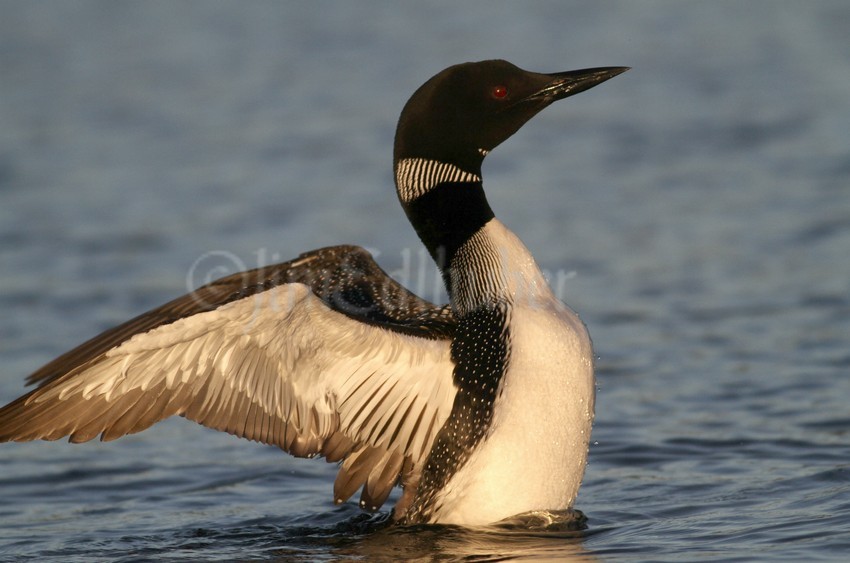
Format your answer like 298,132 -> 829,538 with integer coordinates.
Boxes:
394,60 -> 628,281
394,60 -> 629,175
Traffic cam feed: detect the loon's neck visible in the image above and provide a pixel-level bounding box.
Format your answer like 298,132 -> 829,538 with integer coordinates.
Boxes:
396,157 -> 491,281
395,157 -> 552,314
449,218 -> 554,313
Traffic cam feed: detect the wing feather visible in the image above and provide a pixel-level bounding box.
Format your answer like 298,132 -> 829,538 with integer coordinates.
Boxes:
334,446 -> 385,503
362,449 -> 404,510
0,245 -> 457,512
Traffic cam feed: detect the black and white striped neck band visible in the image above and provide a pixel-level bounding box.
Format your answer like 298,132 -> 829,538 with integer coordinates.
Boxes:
395,158 -> 481,202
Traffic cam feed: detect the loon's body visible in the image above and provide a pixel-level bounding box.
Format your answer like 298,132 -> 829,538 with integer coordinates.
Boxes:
403,219 -> 595,524
0,60 -> 626,526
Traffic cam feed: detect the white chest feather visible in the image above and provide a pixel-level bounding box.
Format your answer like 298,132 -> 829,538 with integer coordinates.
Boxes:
431,219 -> 596,526
432,302 -> 594,525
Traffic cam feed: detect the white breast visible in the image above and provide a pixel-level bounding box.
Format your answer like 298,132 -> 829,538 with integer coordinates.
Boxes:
430,220 -> 596,526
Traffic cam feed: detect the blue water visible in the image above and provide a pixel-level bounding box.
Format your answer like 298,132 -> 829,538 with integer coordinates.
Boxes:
2,1 -> 850,561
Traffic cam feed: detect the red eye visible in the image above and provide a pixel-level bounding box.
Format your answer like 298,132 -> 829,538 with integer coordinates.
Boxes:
492,85 -> 508,99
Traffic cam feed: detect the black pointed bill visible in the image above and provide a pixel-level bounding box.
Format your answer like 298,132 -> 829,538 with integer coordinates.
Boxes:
524,66 -> 630,103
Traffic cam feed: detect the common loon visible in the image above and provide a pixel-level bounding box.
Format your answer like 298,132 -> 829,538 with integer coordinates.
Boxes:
0,60 -> 627,526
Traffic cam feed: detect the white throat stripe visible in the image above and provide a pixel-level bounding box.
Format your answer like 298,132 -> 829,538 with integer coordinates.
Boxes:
396,158 -> 481,202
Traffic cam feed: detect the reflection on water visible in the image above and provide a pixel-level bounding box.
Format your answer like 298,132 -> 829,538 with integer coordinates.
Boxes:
180,512 -> 593,562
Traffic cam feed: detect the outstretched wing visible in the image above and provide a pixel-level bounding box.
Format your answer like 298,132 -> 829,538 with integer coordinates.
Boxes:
0,245 -> 458,511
